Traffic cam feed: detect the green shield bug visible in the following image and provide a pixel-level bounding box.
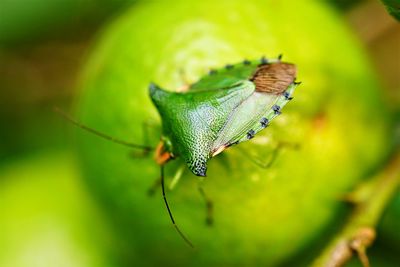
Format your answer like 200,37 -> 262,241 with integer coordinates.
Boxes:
57,55 -> 300,247
150,55 -> 298,176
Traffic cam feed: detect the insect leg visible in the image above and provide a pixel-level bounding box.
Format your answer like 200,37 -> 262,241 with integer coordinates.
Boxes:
197,179 -> 214,226
160,165 -> 194,248
129,120 -> 158,158
147,177 -> 161,196
147,164 -> 185,196
169,165 -> 185,190
240,141 -> 300,169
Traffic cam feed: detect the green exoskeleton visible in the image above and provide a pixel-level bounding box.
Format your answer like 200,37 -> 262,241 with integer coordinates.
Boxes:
150,56 -> 299,176
56,55 -> 300,247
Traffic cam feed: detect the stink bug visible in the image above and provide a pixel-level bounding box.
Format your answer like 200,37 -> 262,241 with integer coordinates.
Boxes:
56,55 -> 300,248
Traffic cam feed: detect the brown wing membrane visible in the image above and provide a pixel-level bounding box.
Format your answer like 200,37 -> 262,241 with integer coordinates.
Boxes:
251,62 -> 297,94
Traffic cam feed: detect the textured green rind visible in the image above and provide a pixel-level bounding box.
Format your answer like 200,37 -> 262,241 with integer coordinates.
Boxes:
76,0 -> 392,266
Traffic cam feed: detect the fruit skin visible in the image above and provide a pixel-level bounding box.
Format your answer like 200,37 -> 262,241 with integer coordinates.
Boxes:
0,152 -> 116,267
76,0 -> 392,266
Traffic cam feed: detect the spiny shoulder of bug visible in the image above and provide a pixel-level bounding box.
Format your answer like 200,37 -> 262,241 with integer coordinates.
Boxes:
148,55 -> 301,177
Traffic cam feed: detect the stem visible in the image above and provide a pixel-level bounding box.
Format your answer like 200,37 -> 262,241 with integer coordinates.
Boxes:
312,151 -> 400,267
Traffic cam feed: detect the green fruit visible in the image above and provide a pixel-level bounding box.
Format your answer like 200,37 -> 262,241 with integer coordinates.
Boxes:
76,0 -> 392,266
0,152 -> 116,267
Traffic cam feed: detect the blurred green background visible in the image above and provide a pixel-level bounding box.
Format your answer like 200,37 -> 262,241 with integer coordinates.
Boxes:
0,0 -> 399,266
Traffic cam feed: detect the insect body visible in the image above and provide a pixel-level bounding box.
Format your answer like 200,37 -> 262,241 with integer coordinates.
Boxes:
150,56 -> 299,176
57,55 -> 300,248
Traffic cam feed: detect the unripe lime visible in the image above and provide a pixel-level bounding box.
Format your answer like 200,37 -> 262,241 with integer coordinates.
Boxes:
76,0 -> 392,266
0,152 -> 115,267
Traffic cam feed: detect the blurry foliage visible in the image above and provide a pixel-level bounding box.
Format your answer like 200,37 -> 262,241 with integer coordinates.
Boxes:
382,0 -> 400,20
0,42 -> 85,160
378,111 -> 400,248
0,0 -> 134,160
379,192 -> 400,248
0,0 -> 135,46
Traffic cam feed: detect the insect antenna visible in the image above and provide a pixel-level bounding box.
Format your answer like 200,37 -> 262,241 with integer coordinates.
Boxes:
54,107 -> 153,151
160,165 -> 194,248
